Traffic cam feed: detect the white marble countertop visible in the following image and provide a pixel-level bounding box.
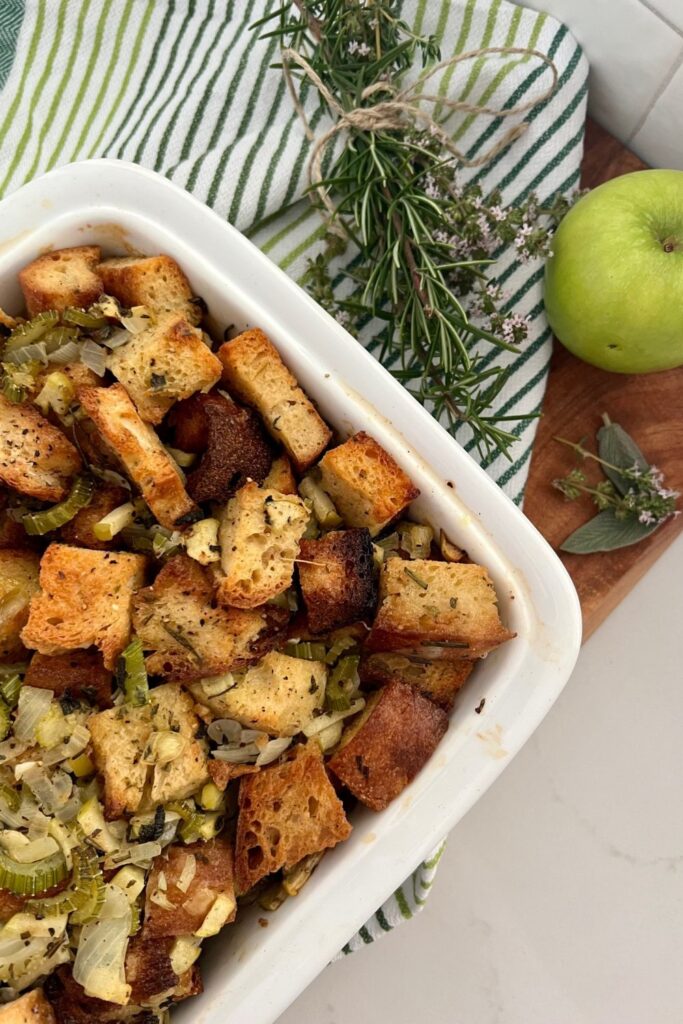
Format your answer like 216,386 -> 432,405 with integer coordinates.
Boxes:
278,531 -> 683,1024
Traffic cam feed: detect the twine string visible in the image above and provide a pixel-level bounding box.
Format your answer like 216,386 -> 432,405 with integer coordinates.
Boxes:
281,45 -> 559,223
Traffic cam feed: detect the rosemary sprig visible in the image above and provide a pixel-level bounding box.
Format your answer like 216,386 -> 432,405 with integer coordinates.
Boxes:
254,0 -> 572,459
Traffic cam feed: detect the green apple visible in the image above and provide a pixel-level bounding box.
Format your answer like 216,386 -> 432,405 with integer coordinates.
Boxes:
544,169 -> 683,373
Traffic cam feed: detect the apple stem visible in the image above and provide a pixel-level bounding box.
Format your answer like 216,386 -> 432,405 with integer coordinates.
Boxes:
601,412 -> 611,427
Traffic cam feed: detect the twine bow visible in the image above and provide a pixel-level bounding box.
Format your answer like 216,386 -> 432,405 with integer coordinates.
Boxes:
281,45 -> 559,223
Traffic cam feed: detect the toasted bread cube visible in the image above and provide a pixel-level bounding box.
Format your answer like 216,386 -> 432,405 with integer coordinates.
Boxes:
235,743 -> 351,892
148,684 -> 209,806
89,704 -> 151,818
90,682 -> 208,817
124,935 -> 180,1006
107,312 -> 221,424
319,432 -> 419,536
264,454 -> 297,494
218,328 -> 331,473
0,989 -> 56,1024
25,650 -> 113,708
0,491 -> 29,550
216,482 -> 309,609
21,544 -> 146,670
0,395 -> 81,501
34,361 -> 100,398
143,837 -> 235,939
59,483 -> 130,550
328,679 -> 448,810
0,549 -> 40,660
193,650 -> 325,737
360,652 -> 473,712
169,392 -> 273,503
19,245 -> 103,317
366,559 -> 514,659
298,528 -> 377,634
207,759 -> 259,791
133,554 -> 274,682
44,961 -> 199,1024
98,254 -> 198,322
79,384 -> 197,529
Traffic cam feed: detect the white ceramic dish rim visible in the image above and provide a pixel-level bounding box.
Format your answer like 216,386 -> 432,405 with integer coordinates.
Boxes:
0,160 -> 582,1024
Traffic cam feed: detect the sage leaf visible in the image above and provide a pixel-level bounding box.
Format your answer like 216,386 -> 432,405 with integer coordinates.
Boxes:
560,509 -> 659,554
597,421 -> 649,496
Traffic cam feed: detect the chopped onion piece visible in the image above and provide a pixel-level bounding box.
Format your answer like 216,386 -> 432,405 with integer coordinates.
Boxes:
42,723 -> 91,766
316,719 -> 344,752
207,719 -> 243,745
73,884 -> 132,1005
175,853 -> 197,894
255,736 -> 293,767
0,739 -> 29,766
48,339 -> 82,364
4,342 -> 48,366
150,890 -> 176,910
14,686 -> 53,741
302,698 -> 366,738
80,339 -> 107,376
212,746 -> 259,765
103,327 -> 132,349
106,841 -> 162,869
0,832 -> 60,863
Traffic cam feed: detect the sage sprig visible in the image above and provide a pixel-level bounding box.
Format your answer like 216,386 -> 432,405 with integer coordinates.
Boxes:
254,1 -> 572,459
553,415 -> 680,554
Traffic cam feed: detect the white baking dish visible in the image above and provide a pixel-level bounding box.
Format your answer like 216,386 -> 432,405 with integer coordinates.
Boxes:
0,161 -> 581,1024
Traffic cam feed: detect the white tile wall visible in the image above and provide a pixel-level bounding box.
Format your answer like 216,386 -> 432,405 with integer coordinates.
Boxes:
516,0 -> 683,168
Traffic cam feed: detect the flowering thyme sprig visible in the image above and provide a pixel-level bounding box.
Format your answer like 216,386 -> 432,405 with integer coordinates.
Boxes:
255,0 -> 572,459
554,446 -> 679,527
552,417 -> 679,554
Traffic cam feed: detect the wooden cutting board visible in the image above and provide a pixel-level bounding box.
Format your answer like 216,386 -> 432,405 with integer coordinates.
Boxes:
524,119 -> 683,641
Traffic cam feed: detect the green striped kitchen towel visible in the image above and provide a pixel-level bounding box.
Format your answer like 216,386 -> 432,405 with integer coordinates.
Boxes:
0,0 -> 587,948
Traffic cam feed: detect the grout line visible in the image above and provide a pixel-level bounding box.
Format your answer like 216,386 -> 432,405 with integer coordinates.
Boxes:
637,0 -> 683,36
627,46 -> 683,142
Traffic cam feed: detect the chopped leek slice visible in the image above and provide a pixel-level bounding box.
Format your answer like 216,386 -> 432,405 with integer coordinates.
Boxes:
42,326 -> 80,351
34,371 -> 74,416
282,851 -> 324,897
4,311 -> 58,354
302,697 -> 366,738
398,521 -> 434,558
1,373 -> 26,403
324,635 -> 357,664
198,782 -> 224,812
22,476 -> 94,536
285,641 -> 327,662
298,475 -> 342,528
439,529 -> 464,563
0,845 -> 67,896
35,703 -> 69,749
92,501 -> 135,541
0,700 -> 11,741
117,638 -> 149,706
62,307 -> 108,329
325,655 -> 360,712
0,673 -> 21,710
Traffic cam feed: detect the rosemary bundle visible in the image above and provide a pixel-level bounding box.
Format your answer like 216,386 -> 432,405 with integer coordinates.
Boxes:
254,0 -> 572,459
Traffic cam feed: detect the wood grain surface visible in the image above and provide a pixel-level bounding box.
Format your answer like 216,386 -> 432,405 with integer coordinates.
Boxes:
524,119 -> 683,641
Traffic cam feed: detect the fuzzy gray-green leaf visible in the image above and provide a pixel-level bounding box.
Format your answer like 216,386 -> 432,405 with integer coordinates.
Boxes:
597,421 -> 649,496
560,509 -> 659,554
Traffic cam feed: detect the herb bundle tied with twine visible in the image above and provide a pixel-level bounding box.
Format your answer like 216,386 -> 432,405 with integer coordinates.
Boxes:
253,0 -> 575,459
